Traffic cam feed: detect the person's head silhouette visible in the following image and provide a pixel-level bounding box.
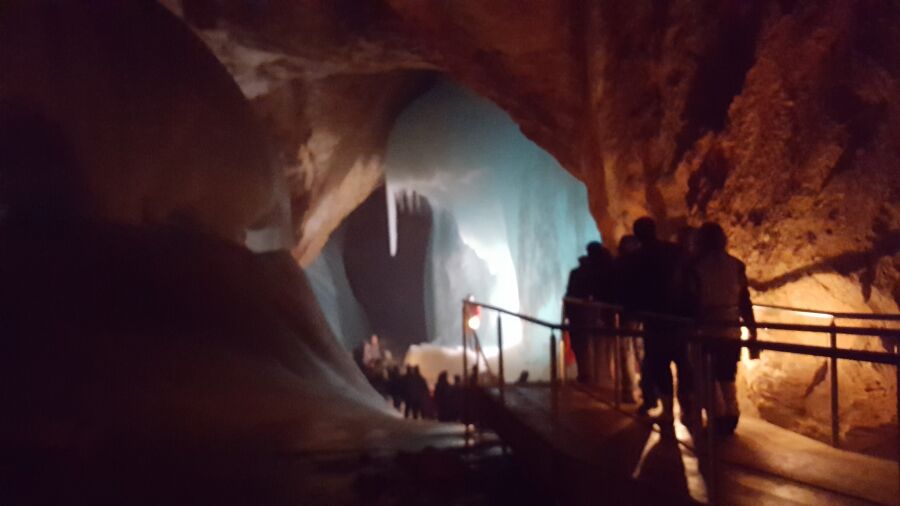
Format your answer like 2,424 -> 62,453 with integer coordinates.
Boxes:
586,241 -> 611,264
697,222 -> 727,253
633,217 -> 657,245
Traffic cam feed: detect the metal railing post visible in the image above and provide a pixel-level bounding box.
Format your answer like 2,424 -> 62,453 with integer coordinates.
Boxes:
462,302 -> 469,440
830,319 -> 840,448
550,330 -> 559,422
614,311 -> 622,408
550,330 -> 558,387
705,345 -> 718,505
560,302 -> 568,385
497,315 -> 505,404
587,327 -> 595,385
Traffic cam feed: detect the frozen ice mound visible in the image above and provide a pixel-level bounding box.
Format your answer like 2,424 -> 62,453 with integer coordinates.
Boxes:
0,222 -> 446,458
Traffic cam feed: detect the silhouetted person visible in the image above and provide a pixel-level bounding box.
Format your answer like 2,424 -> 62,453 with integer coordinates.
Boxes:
668,226 -> 701,422
363,334 -> 383,368
565,241 -> 615,383
587,242 -> 617,303
614,235 -> 642,310
567,242 -> 615,300
615,230 -> 658,412
433,371 -> 453,421
404,366 -> 429,419
450,374 -> 463,421
401,367 -> 414,418
612,234 -> 645,404
386,366 -> 404,411
687,222 -> 757,435
415,366 -> 432,419
628,217 -> 684,423
515,371 -> 529,385
567,255 -> 590,296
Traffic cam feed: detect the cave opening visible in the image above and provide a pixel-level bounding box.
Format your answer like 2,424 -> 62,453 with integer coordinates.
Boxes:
307,78 -> 600,383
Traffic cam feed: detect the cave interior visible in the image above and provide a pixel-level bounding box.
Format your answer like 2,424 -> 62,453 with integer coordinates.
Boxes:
1,0 -> 899,503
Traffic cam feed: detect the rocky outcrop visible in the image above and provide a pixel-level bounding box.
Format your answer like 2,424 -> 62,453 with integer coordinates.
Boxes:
0,0 -> 282,242
163,0 -> 436,264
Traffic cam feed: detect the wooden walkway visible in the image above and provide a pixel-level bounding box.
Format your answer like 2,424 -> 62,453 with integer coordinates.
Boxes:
472,384 -> 898,505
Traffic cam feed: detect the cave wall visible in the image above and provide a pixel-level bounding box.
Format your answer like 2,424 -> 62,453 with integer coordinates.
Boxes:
169,0 -> 899,451
0,0 -> 282,241
163,0 -> 436,265
578,0 -> 900,453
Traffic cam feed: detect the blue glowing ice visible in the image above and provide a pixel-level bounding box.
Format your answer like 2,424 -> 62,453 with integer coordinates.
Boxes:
384,79 -> 601,377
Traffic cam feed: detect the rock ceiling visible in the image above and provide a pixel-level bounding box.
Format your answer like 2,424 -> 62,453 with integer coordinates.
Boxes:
168,1 -> 899,312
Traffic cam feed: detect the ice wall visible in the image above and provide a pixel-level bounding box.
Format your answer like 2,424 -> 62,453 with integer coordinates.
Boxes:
385,80 -> 601,378
304,225 -> 373,350
424,206 -> 497,347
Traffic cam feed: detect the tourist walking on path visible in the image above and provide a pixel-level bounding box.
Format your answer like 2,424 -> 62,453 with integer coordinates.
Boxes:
686,222 -> 757,435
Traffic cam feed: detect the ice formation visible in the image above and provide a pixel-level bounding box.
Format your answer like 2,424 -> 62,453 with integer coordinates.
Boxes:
304,226 -> 374,350
384,80 -> 601,380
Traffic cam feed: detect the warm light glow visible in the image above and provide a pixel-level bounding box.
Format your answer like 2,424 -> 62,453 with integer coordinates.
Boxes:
467,314 -> 481,330
631,431 -> 661,479
674,416 -> 708,503
793,310 -> 833,320
752,304 -> 833,320
459,233 -> 523,348
740,326 -> 760,371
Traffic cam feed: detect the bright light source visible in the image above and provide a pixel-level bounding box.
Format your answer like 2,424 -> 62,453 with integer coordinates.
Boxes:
467,315 -> 481,330
739,326 -> 761,370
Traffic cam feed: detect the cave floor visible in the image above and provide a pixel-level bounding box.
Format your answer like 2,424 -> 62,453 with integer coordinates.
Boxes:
476,384 -> 899,505
4,422 -> 552,505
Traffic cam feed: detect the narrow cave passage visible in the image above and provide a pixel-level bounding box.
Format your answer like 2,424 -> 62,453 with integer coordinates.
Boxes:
307,78 -> 600,383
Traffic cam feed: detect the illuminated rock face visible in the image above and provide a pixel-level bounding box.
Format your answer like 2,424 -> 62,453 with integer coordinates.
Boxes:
174,1 -> 898,452
162,0 -> 436,264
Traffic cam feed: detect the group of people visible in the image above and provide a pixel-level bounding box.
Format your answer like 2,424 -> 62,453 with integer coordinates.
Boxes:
380,366 -> 466,421
354,335 -> 466,421
565,217 -> 756,435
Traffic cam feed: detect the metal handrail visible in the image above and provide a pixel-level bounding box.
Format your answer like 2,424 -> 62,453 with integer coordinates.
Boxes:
557,325 -> 900,364
490,297 -> 900,343
562,296 -> 900,323
469,300 -> 565,330
754,303 -> 900,322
